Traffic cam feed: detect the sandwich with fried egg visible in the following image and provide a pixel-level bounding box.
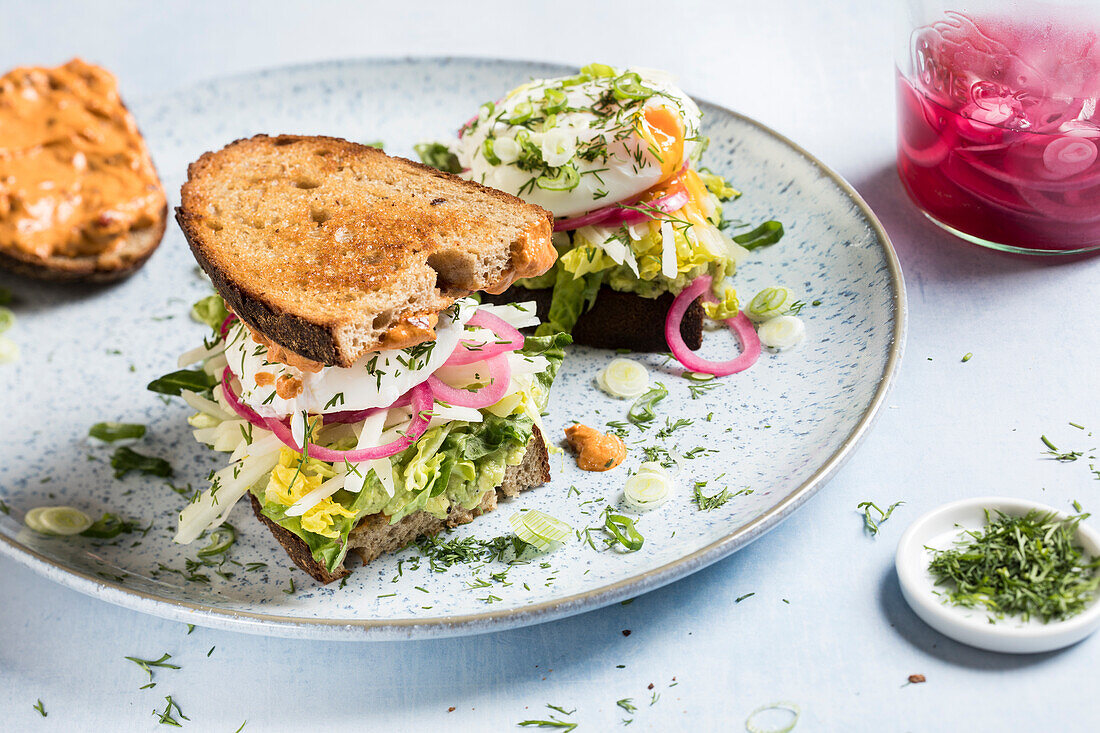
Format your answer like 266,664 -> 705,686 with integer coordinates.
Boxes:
165,134 -> 566,584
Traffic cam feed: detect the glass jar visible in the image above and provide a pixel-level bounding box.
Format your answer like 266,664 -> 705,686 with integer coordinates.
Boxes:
896,1 -> 1100,254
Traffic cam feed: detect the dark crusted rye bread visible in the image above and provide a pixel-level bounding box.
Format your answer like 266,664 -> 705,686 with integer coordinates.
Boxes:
249,426 -> 550,584
177,135 -> 555,367
482,286 -> 704,352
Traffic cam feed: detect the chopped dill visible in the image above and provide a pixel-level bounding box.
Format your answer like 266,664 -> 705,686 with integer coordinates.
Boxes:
1041,435 -> 1083,462
928,508 -> 1100,622
858,500 -> 904,536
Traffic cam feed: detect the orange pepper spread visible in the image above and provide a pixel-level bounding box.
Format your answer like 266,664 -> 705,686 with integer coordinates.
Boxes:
564,424 -> 627,472
0,58 -> 165,260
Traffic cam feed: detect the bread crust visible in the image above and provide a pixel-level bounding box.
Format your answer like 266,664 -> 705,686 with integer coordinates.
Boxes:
483,286 -> 705,352
177,134 -> 555,367
248,425 -> 550,584
0,208 -> 166,282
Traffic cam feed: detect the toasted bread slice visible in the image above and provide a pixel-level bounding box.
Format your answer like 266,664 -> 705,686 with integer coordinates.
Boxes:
0,221 -> 166,282
177,135 -> 555,367
248,426 -> 551,583
0,59 -> 167,282
483,286 -> 704,352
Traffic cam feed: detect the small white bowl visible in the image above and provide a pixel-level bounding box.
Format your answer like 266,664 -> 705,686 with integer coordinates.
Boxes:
896,496 -> 1100,654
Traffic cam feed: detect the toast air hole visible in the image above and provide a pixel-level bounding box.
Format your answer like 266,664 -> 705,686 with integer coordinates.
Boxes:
293,178 -> 321,190
310,207 -> 331,225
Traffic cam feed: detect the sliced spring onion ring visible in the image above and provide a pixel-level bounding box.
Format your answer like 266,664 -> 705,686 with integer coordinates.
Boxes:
745,701 -> 801,733
0,306 -> 14,333
603,511 -> 645,551
732,220 -> 785,250
24,506 -> 93,536
196,524 -> 236,557
746,287 -> 796,322
597,358 -> 650,398
757,316 -> 806,350
0,335 -> 19,364
542,87 -> 567,114
628,382 -> 668,425
611,71 -> 655,101
482,138 -> 501,165
505,100 -> 534,125
536,162 -> 580,192
624,462 -> 674,511
508,510 -> 573,551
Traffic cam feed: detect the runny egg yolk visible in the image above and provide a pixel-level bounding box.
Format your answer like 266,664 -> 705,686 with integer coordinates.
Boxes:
638,106 -> 685,179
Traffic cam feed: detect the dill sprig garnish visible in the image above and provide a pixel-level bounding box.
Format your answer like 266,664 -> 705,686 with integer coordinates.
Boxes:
153,695 -> 189,727
1040,435 -> 1083,462
927,508 -> 1100,623
692,482 -> 751,511
125,652 -> 181,682
858,500 -> 904,536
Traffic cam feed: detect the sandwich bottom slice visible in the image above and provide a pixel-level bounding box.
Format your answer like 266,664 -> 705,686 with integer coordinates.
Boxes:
248,425 -> 549,583
171,297 -> 569,584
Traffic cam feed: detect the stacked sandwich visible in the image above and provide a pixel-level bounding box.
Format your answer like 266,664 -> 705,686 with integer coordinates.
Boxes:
169,134 -> 566,583
455,63 -> 761,353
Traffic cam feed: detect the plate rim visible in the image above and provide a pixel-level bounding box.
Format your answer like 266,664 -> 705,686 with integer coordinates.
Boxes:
0,55 -> 908,640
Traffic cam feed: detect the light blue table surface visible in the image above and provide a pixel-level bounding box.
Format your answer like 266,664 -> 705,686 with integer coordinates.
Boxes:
3,2 -> 1098,730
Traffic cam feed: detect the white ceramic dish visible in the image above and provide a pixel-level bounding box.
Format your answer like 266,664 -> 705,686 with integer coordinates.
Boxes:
896,496 -> 1100,654
0,57 -> 905,640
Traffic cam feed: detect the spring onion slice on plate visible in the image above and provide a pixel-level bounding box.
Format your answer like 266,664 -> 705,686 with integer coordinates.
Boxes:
509,510 -> 573,551
623,462 -> 675,511
746,286 -> 798,322
597,357 -> 650,398
24,506 -> 94,536
758,316 -> 806,350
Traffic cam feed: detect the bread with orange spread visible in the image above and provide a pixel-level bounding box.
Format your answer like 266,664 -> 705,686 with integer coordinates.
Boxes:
177,134 -> 556,367
0,59 -> 166,282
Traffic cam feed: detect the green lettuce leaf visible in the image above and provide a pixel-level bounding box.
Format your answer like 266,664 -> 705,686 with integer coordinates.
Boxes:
190,295 -> 230,331
536,265 -> 602,336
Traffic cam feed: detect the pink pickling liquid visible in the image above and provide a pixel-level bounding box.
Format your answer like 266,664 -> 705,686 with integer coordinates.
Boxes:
897,12 -> 1100,252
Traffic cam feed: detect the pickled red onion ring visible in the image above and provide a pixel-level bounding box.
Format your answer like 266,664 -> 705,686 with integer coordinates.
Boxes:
221,367 -> 270,429
554,187 -> 690,232
445,310 -> 525,366
322,392 -> 413,424
428,353 -> 511,408
664,275 -> 761,376
219,314 -> 238,338
262,382 -> 434,461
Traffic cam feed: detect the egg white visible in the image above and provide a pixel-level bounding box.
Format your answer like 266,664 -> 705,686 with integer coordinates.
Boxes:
224,299 -> 477,418
456,67 -> 702,218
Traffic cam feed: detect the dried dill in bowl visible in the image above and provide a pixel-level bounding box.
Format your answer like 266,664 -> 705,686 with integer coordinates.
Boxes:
927,508 -> 1100,623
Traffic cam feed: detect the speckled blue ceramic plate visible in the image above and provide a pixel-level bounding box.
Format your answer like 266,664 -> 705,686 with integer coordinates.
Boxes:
0,58 -> 905,640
